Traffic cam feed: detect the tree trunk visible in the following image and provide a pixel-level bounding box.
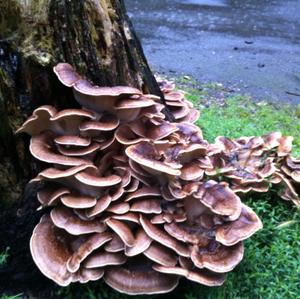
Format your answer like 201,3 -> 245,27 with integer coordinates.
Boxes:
0,1 -> 172,296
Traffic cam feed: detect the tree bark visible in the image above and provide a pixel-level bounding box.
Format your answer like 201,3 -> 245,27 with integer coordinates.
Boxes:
0,1 -> 172,296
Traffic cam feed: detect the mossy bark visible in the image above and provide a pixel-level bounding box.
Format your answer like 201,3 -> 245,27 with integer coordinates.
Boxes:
0,1 -> 171,296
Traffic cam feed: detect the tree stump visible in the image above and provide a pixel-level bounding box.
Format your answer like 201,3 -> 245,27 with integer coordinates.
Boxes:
0,1 -> 172,295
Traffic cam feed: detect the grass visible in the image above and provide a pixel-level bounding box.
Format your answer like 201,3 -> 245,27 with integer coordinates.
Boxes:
0,295 -> 23,299
187,92 -> 300,156
58,87 -> 300,299
0,247 -> 9,267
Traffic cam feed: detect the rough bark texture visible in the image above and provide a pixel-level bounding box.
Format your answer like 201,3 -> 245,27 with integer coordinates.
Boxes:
0,0 -> 172,296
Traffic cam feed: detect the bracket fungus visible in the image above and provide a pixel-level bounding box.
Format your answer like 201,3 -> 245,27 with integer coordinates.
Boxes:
18,63 -> 299,294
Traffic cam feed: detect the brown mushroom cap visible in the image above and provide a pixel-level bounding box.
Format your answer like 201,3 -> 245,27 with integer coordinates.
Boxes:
79,115 -> 119,133
67,232 -> 113,273
278,136 -> 293,156
37,185 -> 70,207
191,242 -> 244,273
16,105 -> 57,136
129,119 -> 178,141
130,198 -> 162,214
180,163 -> 204,181
30,132 -> 88,166
144,243 -> 177,266
54,63 -> 142,98
105,235 -> 125,252
180,108 -> 200,123
114,98 -> 155,109
215,204 -> 263,246
291,170 -> 300,182
231,181 -> 270,193
30,215 -> 73,286
112,212 -> 140,224
125,229 -> 152,256
125,186 -> 161,202
31,164 -> 95,183
74,80 -> 142,98
107,202 -> 130,214
31,164 -> 110,198
196,181 -> 242,221
115,124 -> 147,145
104,266 -> 179,295
73,268 -> 104,284
86,194 -> 112,217
56,143 -> 100,157
54,135 -> 91,147
60,194 -> 97,209
106,219 -> 135,247
84,251 -> 127,268
126,142 -> 181,176
17,105 -> 96,136
53,63 -> 81,87
74,171 -> 121,187
153,265 -> 226,286
164,222 -> 210,246
50,206 -> 106,235
140,215 -> 189,257
73,80 -> 142,114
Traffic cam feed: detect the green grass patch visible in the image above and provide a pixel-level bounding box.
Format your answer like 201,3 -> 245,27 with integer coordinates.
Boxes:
186,91 -> 300,156
0,294 -> 23,299
58,89 -> 300,299
0,247 -> 9,266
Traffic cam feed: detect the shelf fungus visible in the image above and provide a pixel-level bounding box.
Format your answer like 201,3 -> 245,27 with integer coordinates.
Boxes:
18,63 -> 298,295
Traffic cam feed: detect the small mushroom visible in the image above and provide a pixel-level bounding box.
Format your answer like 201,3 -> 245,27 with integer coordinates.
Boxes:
130,198 -> 162,214
215,204 -> 263,246
37,185 -> 70,207
30,132 -> 88,166
84,251 -> 127,268
144,243 -> 177,266
140,215 -> 189,257
191,241 -> 244,273
125,229 -> 152,256
67,232 -> 113,273
104,266 -> 179,295
126,142 -> 181,177
50,206 -> 106,235
60,194 -> 97,209
196,181 -> 242,221
124,186 -> 161,202
73,268 -> 104,284
16,106 -> 95,136
153,264 -> 226,286
30,215 -> 73,286
85,194 -> 112,217
105,235 -> 125,252
106,219 -> 135,247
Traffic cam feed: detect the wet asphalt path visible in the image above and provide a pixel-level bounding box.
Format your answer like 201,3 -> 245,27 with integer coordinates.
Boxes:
125,0 -> 300,104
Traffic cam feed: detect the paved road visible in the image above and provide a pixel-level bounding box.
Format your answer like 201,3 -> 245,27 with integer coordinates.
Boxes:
125,0 -> 300,104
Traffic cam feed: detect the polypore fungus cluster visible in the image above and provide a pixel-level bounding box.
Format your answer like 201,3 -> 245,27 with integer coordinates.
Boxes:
17,63 -> 299,294
207,133 -> 300,206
